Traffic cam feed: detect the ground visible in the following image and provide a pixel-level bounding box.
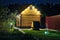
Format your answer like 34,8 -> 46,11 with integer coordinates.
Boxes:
0,29 -> 60,40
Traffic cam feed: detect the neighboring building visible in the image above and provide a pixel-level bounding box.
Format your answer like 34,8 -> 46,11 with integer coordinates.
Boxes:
16,5 -> 42,28
46,15 -> 60,30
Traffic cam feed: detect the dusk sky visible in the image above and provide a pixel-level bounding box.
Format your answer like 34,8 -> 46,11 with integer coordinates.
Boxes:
0,0 -> 60,6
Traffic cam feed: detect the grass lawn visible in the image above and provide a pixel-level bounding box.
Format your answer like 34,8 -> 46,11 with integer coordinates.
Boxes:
23,30 -> 60,40
0,29 -> 60,40
23,30 -> 60,36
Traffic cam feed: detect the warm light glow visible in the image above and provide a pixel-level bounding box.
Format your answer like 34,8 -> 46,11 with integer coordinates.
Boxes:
35,9 -> 37,12
37,11 -> 41,15
16,5 -> 42,27
31,22 -> 34,28
21,5 -> 41,15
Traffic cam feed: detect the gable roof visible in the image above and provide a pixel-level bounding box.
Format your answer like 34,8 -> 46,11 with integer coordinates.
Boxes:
21,5 -> 41,15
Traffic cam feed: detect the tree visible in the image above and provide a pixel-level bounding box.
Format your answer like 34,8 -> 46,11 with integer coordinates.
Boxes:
0,7 -> 18,31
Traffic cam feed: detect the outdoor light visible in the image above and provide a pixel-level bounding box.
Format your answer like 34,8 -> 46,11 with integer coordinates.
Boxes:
45,31 -> 48,34
10,23 -> 13,25
36,11 -> 40,15
44,31 -> 49,35
35,9 -> 37,11
10,23 -> 13,30
32,6 -> 35,9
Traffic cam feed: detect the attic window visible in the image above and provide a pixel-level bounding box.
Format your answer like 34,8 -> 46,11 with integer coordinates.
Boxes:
30,6 -> 32,10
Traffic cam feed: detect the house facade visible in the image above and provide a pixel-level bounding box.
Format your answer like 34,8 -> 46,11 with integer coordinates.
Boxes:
16,5 -> 42,28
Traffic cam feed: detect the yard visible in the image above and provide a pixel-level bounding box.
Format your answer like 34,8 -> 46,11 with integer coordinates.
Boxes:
0,29 -> 60,40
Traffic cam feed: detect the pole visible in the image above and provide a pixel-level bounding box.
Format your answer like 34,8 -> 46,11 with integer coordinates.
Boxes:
20,14 -> 22,28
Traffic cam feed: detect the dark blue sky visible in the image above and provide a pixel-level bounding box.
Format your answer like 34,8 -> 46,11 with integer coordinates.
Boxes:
0,0 -> 60,6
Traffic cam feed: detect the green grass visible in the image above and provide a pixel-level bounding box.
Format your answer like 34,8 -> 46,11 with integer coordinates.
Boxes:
23,30 -> 60,40
0,29 -> 60,40
23,30 -> 60,37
